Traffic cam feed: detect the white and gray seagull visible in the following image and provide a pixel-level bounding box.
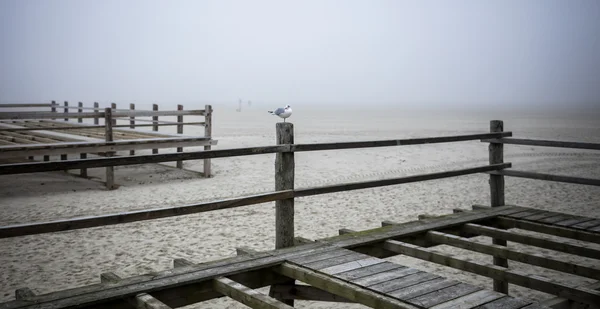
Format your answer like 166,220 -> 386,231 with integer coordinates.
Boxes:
268,105 -> 292,122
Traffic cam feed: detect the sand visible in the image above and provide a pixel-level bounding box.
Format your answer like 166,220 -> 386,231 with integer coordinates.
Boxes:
1,106 -> 599,308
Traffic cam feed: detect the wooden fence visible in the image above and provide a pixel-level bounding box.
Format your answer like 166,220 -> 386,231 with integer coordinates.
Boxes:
0,101 -> 215,188
0,120 -> 599,299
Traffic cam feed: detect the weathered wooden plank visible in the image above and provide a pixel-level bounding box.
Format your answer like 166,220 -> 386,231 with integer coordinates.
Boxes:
429,289 -> 505,309
384,240 -> 600,306
407,282 -> 482,308
275,263 -> 421,309
388,278 -> 459,301
203,104 -> 213,177
335,261 -> 402,281
352,267 -> 418,287
519,211 -> 561,222
0,190 -> 295,238
539,281 -> 600,309
471,296 -> 533,309
292,132 -> 512,152
287,248 -> 351,264
295,163 -> 511,197
496,217 -> 600,245
320,205 -> 524,249
99,272 -> 172,309
463,223 -> 600,260
0,137 -> 215,159
427,231 -> 600,279
0,103 -> 56,108
213,277 -> 293,309
572,219 -> 600,230
105,108 -> 115,190
369,272 -> 440,294
0,122 -> 206,131
553,217 -> 595,227
488,170 -> 600,187
303,252 -> 367,270
482,137 -> 600,150
175,104 -> 182,168
319,258 -> 382,275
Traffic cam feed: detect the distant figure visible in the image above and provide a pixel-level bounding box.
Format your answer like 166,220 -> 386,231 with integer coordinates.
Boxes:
268,105 -> 292,122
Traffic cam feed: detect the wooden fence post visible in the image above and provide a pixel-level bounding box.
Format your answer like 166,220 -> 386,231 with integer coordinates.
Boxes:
271,121 -> 295,306
93,102 -> 99,125
63,101 -> 68,121
203,105 -> 212,177
176,104 -> 183,169
105,108 -> 115,190
489,120 -> 508,294
51,100 -> 56,120
111,103 -> 117,126
78,102 -> 83,123
152,104 -> 159,154
129,103 -> 135,156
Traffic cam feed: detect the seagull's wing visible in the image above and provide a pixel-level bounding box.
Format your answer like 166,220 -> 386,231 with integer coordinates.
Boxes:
272,107 -> 285,115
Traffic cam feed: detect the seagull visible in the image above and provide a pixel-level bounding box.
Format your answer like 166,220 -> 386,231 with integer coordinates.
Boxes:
268,105 -> 292,122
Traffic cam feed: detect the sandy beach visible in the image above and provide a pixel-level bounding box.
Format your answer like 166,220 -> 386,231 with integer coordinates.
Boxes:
1,105 -> 599,308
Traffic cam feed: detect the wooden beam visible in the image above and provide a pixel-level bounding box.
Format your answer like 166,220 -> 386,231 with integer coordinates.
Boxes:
488,169 -> 600,186
463,223 -> 600,259
78,102 -> 83,123
213,277 -> 294,309
0,137 -> 215,160
483,137 -> 600,150
0,110 -> 206,120
176,104 -> 182,168
105,108 -> 115,190
100,272 -> 172,309
383,240 -> 600,306
0,122 -> 206,131
0,103 -> 57,108
93,102 -> 99,125
275,263 -> 421,309
426,231 -> 600,280
496,217 -> 600,245
152,104 -> 158,154
294,163 -> 511,197
129,103 -> 135,156
269,284 -> 353,303
540,281 -> 600,309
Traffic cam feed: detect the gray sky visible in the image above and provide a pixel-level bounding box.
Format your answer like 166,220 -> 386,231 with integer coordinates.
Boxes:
1,0 -> 599,109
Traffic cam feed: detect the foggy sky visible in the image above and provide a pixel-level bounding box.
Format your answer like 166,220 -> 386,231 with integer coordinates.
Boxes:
1,0 -> 599,109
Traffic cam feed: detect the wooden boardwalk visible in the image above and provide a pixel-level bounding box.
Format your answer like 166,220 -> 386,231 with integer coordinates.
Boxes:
4,205 -> 599,309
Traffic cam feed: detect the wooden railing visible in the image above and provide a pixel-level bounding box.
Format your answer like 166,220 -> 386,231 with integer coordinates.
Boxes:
1,119 -> 599,294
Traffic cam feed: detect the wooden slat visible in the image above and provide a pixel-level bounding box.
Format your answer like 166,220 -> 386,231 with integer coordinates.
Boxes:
429,289 -> 504,309
388,278 -> 460,301
488,170 -> 600,186
352,267 -> 419,287
0,122 -> 205,131
496,217 -> 600,245
213,277 -> 293,309
369,272 -> 440,294
383,240 -> 600,306
303,253 -> 367,270
0,103 -> 56,108
463,223 -> 600,259
275,263 -> 420,309
288,249 -> 351,264
471,296 -> 534,309
319,257 -> 382,275
572,219 -> 600,230
427,231 -> 600,279
336,261 -> 402,281
269,284 -> 353,303
406,282 -> 481,308
0,110 -> 206,119
483,137 -> 600,150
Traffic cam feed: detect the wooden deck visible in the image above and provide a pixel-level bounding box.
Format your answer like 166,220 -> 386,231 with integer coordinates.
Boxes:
4,205 -> 599,309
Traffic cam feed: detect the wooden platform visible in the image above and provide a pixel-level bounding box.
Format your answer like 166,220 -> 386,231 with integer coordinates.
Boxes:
4,205 -> 598,309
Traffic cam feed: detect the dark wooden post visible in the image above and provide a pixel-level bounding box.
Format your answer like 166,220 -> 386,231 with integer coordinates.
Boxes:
105,108 -> 115,190
93,102 -> 99,125
176,104 -> 183,169
129,103 -> 135,156
51,100 -> 56,120
80,153 -> 87,178
271,122 -> 295,306
111,103 -> 117,126
152,104 -> 158,154
203,105 -> 212,177
63,101 -> 68,121
78,102 -> 83,123
489,120 -> 508,294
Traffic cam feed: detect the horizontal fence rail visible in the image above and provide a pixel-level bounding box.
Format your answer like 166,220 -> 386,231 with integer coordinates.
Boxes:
484,138 -> 600,150
0,162 -> 510,238
488,170 -> 600,186
0,110 -> 206,120
0,122 -> 206,131
0,132 -> 512,175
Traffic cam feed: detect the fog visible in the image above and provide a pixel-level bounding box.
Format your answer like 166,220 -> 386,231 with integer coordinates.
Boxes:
1,0 -> 599,111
